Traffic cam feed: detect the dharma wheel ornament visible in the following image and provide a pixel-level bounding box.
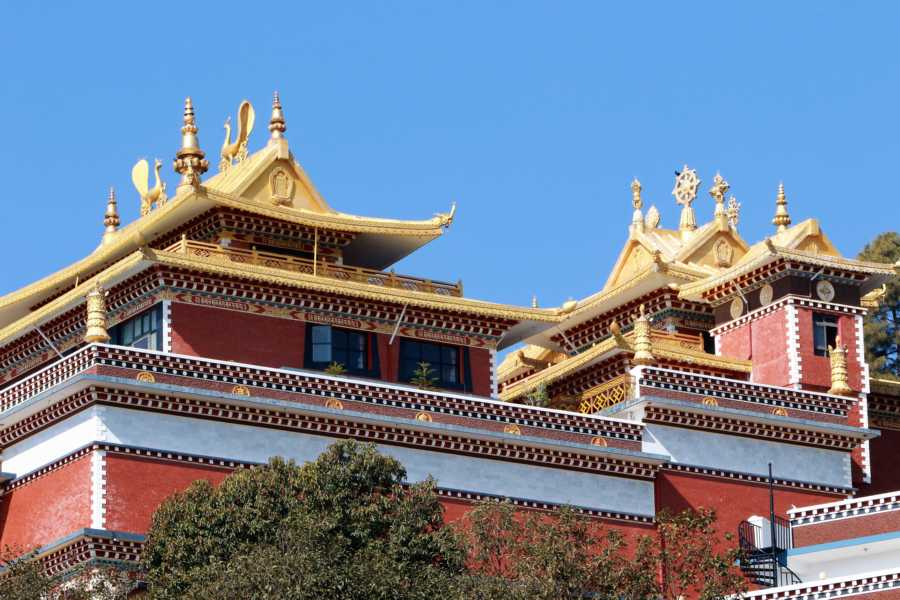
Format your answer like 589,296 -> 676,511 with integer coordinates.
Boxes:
632,304 -> 655,366
828,339 -> 853,397
83,282 -> 110,344
672,165 -> 700,238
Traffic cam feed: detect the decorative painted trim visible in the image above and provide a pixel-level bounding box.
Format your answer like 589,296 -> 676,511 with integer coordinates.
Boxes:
0,345 -> 644,444
662,463 -> 853,496
489,348 -> 498,399
161,299 -> 172,354
634,365 -> 853,418
738,567 -> 900,600
3,445 -> 94,491
789,490 -> 900,526
35,529 -> 144,578
853,313 -> 872,483
786,303 -> 802,387
643,405 -> 861,450
90,450 -> 106,529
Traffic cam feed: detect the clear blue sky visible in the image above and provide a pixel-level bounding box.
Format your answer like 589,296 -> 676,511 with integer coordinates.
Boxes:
1,1 -> 898,309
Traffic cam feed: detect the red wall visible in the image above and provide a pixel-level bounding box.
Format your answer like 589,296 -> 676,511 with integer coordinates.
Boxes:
718,311 -> 791,386
171,303 -> 305,369
170,303 -> 493,396
656,470 -> 844,549
795,310 -> 862,393
104,454 -> 232,534
861,427 -> 900,495
0,455 -> 92,551
793,510 -> 900,547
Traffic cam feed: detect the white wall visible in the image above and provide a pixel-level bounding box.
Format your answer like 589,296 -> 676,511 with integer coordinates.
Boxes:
3,406 -> 656,517
643,423 -> 850,488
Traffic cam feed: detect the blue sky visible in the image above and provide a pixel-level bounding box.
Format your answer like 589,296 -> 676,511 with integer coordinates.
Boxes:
1,1 -> 898,309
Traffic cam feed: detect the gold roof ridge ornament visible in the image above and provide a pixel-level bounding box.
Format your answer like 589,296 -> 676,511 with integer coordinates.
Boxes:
772,182 -> 792,232
644,204 -> 661,230
174,97 -> 209,191
709,172 -> 730,226
672,165 -> 700,239
131,158 -> 168,217
102,187 -> 120,244
828,337 -> 853,396
268,91 -> 286,142
630,178 -> 644,234
83,281 -> 110,344
219,100 -> 256,172
632,304 -> 655,365
435,202 -> 457,228
726,196 -> 741,229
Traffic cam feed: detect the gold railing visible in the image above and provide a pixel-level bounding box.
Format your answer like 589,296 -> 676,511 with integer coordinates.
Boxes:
163,239 -> 463,297
578,374 -> 634,414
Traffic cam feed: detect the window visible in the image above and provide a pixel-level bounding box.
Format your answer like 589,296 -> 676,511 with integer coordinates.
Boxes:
111,305 -> 162,351
306,325 -> 370,373
813,313 -> 838,357
399,340 -> 462,389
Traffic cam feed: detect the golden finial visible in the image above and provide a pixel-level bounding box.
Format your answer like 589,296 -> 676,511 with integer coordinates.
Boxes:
632,304 -> 655,366
772,182 -> 792,232
83,282 -> 111,344
174,97 -> 209,190
709,172 -> 729,220
630,178 -> 644,231
672,166 -> 700,238
828,338 -> 853,396
531,294 -> 539,308
102,187 -> 120,243
644,205 -> 661,229
726,196 -> 741,228
268,91 -> 287,141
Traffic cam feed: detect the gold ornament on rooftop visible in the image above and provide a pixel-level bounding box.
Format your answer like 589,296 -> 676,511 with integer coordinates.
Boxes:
631,178 -> 644,229
132,158 -> 168,217
828,338 -> 853,396
268,91 -> 287,141
644,205 -> 661,229
726,196 -> 741,228
102,187 -> 120,244
174,97 -> 209,189
672,165 -> 700,236
83,282 -> 110,344
772,182 -> 792,232
220,100 -> 256,172
709,172 -> 730,219
632,304 -> 655,366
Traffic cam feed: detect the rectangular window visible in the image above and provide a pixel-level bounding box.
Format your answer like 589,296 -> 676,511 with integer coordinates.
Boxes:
399,339 -> 462,389
111,305 -> 162,351
306,325 -> 369,374
812,313 -> 838,357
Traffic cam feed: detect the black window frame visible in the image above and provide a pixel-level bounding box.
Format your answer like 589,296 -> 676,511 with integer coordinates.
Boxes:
812,312 -> 839,357
110,304 -> 163,351
304,324 -> 377,376
399,339 -> 469,391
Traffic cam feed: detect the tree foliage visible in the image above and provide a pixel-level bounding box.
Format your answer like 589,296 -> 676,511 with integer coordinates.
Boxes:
858,231 -> 900,380
142,440 -> 466,599
141,440 -> 746,599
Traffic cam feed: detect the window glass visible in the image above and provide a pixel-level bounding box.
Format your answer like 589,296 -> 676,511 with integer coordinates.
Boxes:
812,313 -> 838,357
399,340 -> 461,388
111,305 -> 162,351
308,325 -> 369,373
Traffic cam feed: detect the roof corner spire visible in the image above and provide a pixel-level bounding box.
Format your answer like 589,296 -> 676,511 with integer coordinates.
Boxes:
174,97 -> 209,190
102,186 -> 120,243
630,178 -> 644,234
772,182 -> 792,232
268,91 -> 287,142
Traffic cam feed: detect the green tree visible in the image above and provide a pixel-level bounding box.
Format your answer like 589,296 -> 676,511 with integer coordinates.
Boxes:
409,361 -> 437,389
142,440 -> 466,599
858,231 -> 900,380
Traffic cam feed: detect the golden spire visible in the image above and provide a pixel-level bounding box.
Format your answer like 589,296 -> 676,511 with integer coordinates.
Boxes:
173,97 -> 209,190
709,172 -> 729,224
531,294 -> 539,308
102,187 -> 120,244
632,304 -> 655,366
772,182 -> 792,232
83,282 -> 111,344
828,338 -> 853,396
630,178 -> 644,231
268,91 -> 287,141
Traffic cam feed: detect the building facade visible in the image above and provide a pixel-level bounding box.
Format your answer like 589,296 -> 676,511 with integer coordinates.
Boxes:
0,95 -> 898,596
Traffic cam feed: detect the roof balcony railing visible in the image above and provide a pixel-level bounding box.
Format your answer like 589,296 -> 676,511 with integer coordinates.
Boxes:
162,238 -> 463,297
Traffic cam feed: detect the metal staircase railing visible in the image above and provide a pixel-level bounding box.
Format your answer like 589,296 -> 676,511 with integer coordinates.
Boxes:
737,519 -> 802,588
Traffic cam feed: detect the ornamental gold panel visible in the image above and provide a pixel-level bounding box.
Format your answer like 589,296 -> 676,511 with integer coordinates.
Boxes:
578,375 -> 633,414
